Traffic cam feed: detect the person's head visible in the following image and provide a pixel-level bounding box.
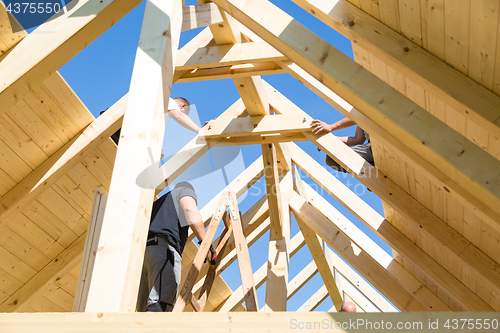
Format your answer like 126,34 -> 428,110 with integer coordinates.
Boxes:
339,301 -> 356,313
173,97 -> 190,115
174,181 -> 195,192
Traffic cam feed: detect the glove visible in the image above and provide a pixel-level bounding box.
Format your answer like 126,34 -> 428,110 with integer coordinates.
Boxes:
199,240 -> 217,265
208,245 -> 217,265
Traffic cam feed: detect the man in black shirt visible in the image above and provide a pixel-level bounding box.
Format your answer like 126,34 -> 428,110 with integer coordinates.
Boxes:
136,181 -> 213,312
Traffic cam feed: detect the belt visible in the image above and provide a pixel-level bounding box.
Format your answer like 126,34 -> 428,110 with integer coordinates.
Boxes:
146,235 -> 169,246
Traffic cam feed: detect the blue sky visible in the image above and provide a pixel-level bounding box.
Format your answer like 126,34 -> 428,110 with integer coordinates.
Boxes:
48,0 -> 393,312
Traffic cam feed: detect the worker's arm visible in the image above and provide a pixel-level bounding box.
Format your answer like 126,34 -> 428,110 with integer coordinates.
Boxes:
337,126 -> 366,146
179,196 -> 206,242
311,117 -> 356,135
167,109 -> 202,133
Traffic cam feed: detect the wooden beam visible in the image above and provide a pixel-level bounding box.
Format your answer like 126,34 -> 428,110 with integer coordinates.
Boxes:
2,312 -> 499,332
176,41 -> 286,70
228,193 -> 259,311
198,114 -> 311,140
268,82 -> 500,302
278,63 -> 500,229
0,2 -> 26,54
289,192 -> 431,312
209,132 -> 307,146
324,247 -> 398,313
337,273 -> 380,313
174,62 -> 286,83
219,232 -> 306,312
211,0 -> 500,233
292,165 -> 343,311
85,0 -> 182,313
289,143 -> 494,311
0,94 -> 126,226
0,0 -> 141,114
181,3 -> 223,32
0,234 -> 85,312
263,170 -> 291,311
291,0 -> 500,143
173,27 -> 214,82
296,285 -> 328,312
73,190 -> 107,312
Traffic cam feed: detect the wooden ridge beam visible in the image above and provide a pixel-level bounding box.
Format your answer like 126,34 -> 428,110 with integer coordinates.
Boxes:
3,312 -> 500,332
0,233 -> 85,312
292,166 -> 343,311
289,191 -> 431,312
289,143 -> 494,311
211,0 -> 500,233
268,82 -> 500,302
84,0 -> 182,312
176,41 -> 286,70
0,0 -> 141,114
0,94 -> 126,226
291,0 -> 500,143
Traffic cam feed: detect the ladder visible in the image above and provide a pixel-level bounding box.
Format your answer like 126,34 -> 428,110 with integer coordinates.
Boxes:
172,191 -> 259,312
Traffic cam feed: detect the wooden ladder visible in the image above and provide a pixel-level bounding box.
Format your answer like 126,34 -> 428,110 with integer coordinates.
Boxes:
172,191 -> 259,312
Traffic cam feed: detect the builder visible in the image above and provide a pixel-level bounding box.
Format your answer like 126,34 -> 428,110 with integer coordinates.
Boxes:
136,181 -> 217,312
311,116 -> 374,172
339,301 -> 357,312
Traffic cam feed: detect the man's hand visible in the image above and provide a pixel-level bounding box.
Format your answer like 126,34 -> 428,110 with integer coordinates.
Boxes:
311,119 -> 333,134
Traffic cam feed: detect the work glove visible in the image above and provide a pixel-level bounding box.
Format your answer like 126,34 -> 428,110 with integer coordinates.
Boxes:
199,240 -> 218,265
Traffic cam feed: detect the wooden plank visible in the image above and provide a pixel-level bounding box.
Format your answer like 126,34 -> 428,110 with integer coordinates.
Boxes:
296,285 -> 328,312
176,41 -> 286,70
73,190 -> 107,312
199,114 -> 311,140
213,0 -> 500,233
85,0 -> 182,313
175,62 -> 285,83
0,0 -> 142,114
468,0 -> 499,90
290,140 -> 491,310
0,227 -> 51,272
398,0 -> 422,46
378,0 -> 400,32
219,232 -> 306,312
0,2 -> 26,53
6,99 -> 65,157
420,0 -> 445,60
181,3 -> 223,32
289,192 -> 428,311
280,63 -> 500,235
0,246 -> 36,284
292,165 -> 343,311
359,0 -> 380,20
174,193 -> 229,312
289,0 -> 500,157
229,192 -> 259,311
2,312 -> 500,332
444,0 -> 470,75
0,94 -> 126,228
0,234 -> 85,312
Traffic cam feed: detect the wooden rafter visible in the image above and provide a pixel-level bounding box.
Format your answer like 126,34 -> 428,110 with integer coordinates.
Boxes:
289,143 -> 494,311
210,0 -> 500,235
267,81 -> 500,303
291,0 -> 500,146
0,94 -> 126,226
291,165 -> 343,312
181,3 -> 223,32
0,0 -> 141,115
296,285 -> 328,312
290,191 -> 435,311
